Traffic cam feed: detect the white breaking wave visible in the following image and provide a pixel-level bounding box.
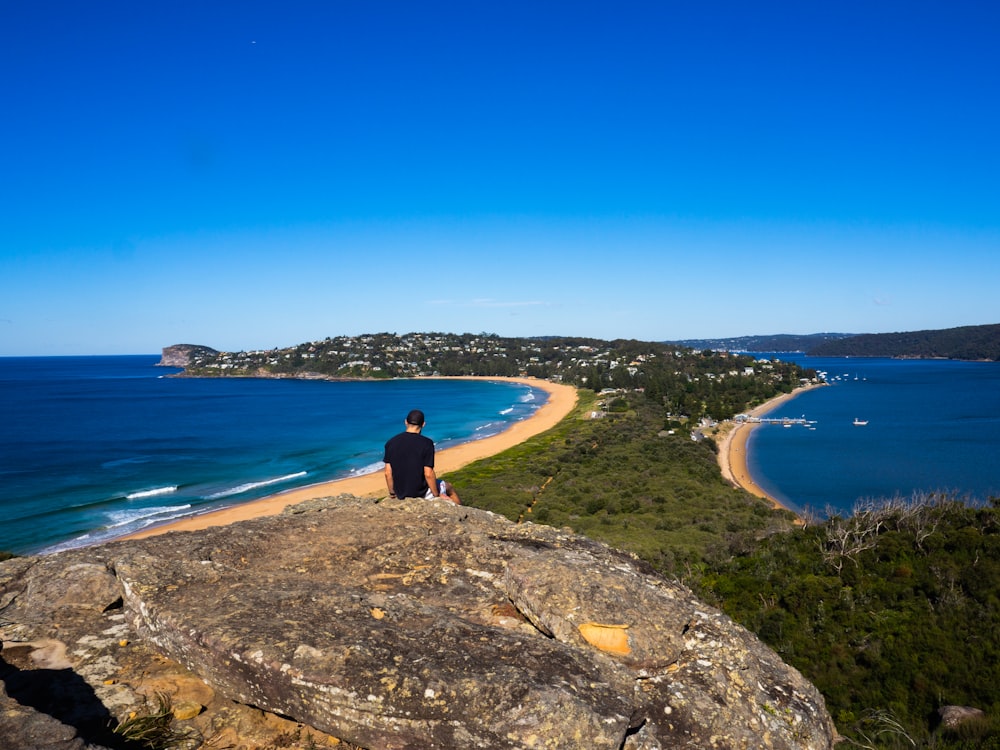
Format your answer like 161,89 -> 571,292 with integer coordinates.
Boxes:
106,504 -> 194,529
204,471 -> 308,500
346,461 -> 385,477
126,485 -> 179,500
499,407 -> 514,415
473,420 -> 506,437
40,503 -> 194,554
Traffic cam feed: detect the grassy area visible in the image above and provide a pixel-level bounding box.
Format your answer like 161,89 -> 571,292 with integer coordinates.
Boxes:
450,388 -> 798,579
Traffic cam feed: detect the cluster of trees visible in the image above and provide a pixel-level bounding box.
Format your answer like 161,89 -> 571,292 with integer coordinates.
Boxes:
809,323 -> 1000,361
699,495 -> 1000,748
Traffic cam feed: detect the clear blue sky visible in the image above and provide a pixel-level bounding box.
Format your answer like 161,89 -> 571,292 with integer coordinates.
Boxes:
3,2 -> 998,355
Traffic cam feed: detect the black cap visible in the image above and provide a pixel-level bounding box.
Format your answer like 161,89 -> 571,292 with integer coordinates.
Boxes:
406,409 -> 425,426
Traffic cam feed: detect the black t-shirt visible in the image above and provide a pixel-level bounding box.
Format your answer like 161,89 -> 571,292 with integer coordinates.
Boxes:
383,431 -> 435,499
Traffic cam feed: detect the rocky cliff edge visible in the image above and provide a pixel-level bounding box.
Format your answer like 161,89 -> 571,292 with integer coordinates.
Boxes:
157,345 -> 219,368
1,496 -> 837,749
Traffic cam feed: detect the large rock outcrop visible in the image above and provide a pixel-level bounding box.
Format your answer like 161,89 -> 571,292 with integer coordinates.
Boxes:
157,344 -> 219,368
1,496 -> 837,749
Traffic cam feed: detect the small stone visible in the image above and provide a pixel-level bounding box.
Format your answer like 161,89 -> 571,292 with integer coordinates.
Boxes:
172,700 -> 204,721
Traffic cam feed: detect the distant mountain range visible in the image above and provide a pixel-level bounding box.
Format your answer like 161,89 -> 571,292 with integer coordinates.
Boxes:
665,333 -> 855,353
668,323 -> 1000,361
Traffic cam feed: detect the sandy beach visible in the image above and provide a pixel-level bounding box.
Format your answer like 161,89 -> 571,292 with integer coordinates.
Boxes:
124,377 -> 578,540
716,383 -> 826,514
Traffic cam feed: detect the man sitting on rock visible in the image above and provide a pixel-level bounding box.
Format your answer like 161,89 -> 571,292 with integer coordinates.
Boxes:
383,409 -> 460,505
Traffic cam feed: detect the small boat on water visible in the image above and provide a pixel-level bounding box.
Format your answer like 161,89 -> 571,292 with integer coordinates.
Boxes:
853,418 -> 869,426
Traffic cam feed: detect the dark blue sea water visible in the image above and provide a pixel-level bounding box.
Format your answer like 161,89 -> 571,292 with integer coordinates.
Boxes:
0,356 -> 546,555
747,356 -> 1000,516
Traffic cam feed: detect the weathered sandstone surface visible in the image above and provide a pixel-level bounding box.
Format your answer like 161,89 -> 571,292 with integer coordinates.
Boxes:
1,496 -> 837,749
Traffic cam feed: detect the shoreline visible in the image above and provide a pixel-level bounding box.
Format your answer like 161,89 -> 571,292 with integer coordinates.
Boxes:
716,383 -> 826,515
122,376 -> 579,541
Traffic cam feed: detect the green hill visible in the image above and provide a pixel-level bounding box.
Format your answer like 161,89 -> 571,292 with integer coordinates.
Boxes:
808,323 -> 1000,360
667,332 -> 855,352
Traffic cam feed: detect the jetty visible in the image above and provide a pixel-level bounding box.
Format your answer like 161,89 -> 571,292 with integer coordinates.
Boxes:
735,414 -> 816,427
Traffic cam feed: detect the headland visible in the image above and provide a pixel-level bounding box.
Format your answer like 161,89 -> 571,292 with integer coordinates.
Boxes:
123,376 -> 578,540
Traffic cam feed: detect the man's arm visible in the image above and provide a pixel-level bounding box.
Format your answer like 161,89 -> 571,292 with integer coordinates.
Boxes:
384,463 -> 396,497
424,466 -> 441,498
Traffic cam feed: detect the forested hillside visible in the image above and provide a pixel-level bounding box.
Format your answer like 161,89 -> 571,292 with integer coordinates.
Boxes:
808,323 -> 1000,360
668,332 -> 855,352
699,496 -> 1000,748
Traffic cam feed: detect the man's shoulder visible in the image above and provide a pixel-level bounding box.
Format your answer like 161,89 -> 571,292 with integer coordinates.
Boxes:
385,431 -> 432,447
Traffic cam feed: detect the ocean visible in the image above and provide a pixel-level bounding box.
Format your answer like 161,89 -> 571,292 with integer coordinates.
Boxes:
0,356 -> 546,555
747,355 -> 1000,516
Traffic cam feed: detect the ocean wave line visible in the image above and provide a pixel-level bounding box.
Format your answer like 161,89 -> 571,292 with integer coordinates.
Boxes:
126,485 -> 179,500
39,503 -> 195,555
345,461 -> 385,478
204,471 -> 308,500
106,503 -> 194,529
473,420 -> 506,434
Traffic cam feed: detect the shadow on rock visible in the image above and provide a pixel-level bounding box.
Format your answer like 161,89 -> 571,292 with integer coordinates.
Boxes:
0,650 -> 134,749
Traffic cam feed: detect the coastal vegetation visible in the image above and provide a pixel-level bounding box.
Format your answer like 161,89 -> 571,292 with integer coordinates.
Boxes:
807,323 -> 1000,361
700,494 -> 1000,748
450,387 -> 800,572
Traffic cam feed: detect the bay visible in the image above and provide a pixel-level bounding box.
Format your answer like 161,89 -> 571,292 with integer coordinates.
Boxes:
0,356 -> 545,554
747,356 -> 1000,516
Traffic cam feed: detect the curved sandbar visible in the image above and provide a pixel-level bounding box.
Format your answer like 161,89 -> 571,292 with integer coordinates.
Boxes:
717,383 -> 826,514
124,377 -> 578,540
